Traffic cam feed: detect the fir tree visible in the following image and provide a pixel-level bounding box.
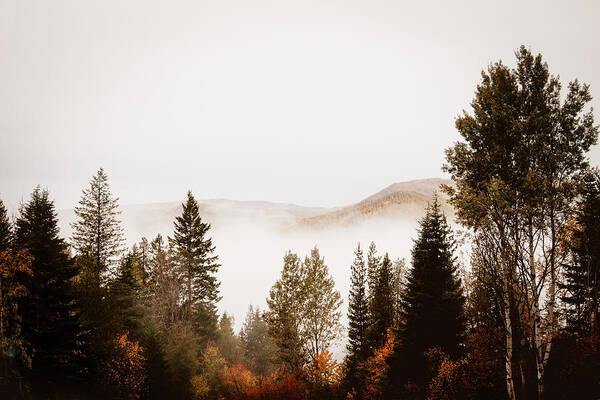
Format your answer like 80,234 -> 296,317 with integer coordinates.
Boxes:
171,191 -> 220,341
345,243 -> 369,393
71,168 -> 124,281
387,197 -> 465,398
367,253 -> 395,350
14,187 -> 85,380
0,198 -> 11,252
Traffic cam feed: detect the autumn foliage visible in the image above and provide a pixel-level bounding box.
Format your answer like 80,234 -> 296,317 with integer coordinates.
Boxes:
361,330 -> 395,400
0,249 -> 33,371
106,332 -> 147,399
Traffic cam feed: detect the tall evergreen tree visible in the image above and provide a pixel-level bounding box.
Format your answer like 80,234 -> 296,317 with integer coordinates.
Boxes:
561,170 -> 600,336
71,168 -> 124,281
387,197 -> 465,398
171,191 -> 220,341
367,253 -> 395,350
0,198 -> 11,252
345,243 -> 369,393
366,241 -> 381,299
14,187 -> 85,381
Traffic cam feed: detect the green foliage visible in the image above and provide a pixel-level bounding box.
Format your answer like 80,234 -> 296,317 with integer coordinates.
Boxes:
0,199 -> 11,252
265,251 -> 307,370
367,253 -> 395,351
561,169 -> 600,336
216,312 -> 241,365
388,197 -> 465,397
171,191 -> 220,341
366,242 -> 381,303
345,243 -> 369,392
71,168 -> 125,280
108,251 -> 145,337
302,247 -> 343,361
14,187 -> 86,380
240,306 -> 276,377
266,247 -> 343,371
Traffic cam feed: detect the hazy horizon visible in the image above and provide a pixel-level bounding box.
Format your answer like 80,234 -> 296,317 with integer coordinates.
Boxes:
2,0 -> 599,213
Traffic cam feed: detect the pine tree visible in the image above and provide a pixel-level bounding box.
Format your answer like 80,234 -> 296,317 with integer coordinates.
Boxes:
171,191 -> 220,341
0,198 -> 12,252
367,253 -> 395,351
387,197 -> 465,398
345,243 -> 370,393
14,187 -> 85,380
71,168 -> 124,281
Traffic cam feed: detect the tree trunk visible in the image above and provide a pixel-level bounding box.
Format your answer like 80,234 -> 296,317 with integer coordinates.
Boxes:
503,284 -> 516,400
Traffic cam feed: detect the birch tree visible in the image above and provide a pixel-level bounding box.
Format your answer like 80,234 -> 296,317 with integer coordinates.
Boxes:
444,46 -> 598,399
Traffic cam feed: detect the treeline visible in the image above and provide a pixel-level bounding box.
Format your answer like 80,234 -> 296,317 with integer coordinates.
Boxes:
0,45 -> 599,400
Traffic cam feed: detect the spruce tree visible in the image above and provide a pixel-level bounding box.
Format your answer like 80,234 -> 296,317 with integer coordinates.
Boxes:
171,191 -> 220,341
71,168 -> 124,280
14,187 -> 85,380
0,198 -> 11,252
387,197 -> 465,398
367,253 -> 395,350
345,243 -> 369,393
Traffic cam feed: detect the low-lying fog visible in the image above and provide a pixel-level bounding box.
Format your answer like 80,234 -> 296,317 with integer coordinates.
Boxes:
57,180 -> 458,358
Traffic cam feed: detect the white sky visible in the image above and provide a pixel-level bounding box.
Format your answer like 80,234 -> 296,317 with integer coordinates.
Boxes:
1,0 -> 599,211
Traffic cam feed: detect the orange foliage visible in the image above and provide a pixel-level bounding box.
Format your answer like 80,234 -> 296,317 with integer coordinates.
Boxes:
426,328 -> 505,400
242,367 -> 308,400
220,363 -> 258,398
0,249 -> 33,367
310,350 -> 342,386
107,331 -> 147,399
362,330 -> 396,400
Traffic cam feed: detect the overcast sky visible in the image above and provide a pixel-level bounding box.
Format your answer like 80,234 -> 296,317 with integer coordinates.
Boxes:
1,0 -> 599,212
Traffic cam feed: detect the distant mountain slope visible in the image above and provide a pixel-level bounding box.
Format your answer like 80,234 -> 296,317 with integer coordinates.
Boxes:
57,178 -> 453,241
295,178 -> 454,230
365,178 -> 452,201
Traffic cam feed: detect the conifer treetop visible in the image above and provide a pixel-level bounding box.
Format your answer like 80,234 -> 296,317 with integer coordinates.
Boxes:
71,168 -> 125,276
